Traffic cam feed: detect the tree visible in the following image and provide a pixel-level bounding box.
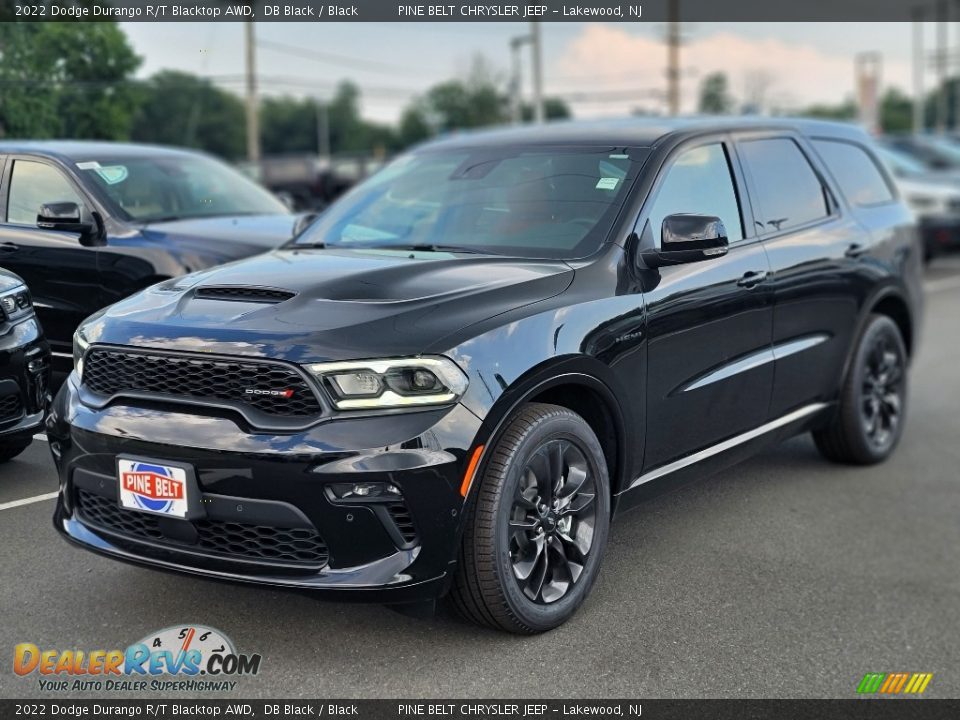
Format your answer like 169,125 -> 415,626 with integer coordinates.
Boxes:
521,97 -> 573,122
400,56 -> 510,138
799,99 -> 857,121
261,96 -> 322,155
698,72 -> 734,115
880,88 -> 913,133
131,71 -> 245,159
0,22 -> 141,139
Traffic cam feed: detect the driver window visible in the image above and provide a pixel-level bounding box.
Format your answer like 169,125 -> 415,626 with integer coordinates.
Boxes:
6,160 -> 85,226
647,143 -> 743,246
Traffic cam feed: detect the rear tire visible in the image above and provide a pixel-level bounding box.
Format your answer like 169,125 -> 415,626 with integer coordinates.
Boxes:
0,438 -> 32,464
813,314 -> 907,465
450,403 -> 610,634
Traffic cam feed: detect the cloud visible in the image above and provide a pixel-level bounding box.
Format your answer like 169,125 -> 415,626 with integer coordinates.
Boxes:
551,25 -> 910,116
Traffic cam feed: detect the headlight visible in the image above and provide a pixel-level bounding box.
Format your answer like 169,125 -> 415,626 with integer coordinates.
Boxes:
73,326 -> 91,378
306,356 -> 468,410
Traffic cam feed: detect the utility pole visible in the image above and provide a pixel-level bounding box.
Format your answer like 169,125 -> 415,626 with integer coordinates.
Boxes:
954,0 -> 960,129
530,21 -> 544,123
510,34 -> 531,124
937,0 -> 948,133
316,100 -> 330,158
244,20 -> 261,164
666,0 -> 681,115
914,8 -> 925,133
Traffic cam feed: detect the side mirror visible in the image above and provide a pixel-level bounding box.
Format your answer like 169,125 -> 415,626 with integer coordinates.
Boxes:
36,202 -> 105,247
640,214 -> 729,268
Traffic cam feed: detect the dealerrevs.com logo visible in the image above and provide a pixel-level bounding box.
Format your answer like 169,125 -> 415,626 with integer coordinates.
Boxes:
13,625 -> 262,693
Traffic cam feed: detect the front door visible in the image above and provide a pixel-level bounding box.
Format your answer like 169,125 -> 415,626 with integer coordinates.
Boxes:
0,156 -> 102,359
638,140 -> 775,471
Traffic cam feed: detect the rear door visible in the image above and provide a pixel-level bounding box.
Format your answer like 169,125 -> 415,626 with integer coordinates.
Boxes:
639,138 -> 775,471
0,156 -> 103,358
735,133 -> 865,418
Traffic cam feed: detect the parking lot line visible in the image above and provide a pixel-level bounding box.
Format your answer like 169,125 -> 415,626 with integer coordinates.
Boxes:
33,433 -> 47,442
0,491 -> 58,512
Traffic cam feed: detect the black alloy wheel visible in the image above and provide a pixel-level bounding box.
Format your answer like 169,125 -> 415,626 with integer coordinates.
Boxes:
509,439 -> 598,604
451,403 -> 610,634
814,314 -> 908,465
860,330 -> 905,452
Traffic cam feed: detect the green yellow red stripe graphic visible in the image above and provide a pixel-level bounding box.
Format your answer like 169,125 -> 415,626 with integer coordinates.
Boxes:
857,672 -> 933,694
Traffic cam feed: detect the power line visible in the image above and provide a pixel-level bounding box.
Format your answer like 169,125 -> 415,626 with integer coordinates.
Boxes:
256,39 -> 425,76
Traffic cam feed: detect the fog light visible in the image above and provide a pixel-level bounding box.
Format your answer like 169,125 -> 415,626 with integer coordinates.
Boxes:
326,481 -> 403,502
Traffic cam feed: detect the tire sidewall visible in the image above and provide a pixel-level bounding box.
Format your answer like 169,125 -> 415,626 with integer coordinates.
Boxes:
491,412 -> 610,632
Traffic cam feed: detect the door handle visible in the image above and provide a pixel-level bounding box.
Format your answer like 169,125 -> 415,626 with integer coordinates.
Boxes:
845,243 -> 867,258
737,270 -> 769,288
0,242 -> 18,252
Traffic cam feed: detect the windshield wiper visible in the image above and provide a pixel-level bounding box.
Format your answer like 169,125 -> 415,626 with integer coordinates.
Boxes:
390,243 -> 496,255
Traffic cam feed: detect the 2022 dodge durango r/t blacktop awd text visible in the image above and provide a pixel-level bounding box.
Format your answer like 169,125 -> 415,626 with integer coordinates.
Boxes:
49,119 -> 923,633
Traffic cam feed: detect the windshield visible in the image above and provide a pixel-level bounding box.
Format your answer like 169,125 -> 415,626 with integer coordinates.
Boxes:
76,153 -> 288,223
294,146 -> 644,259
876,145 -> 928,176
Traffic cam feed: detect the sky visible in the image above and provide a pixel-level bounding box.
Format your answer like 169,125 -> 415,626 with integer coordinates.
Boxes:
121,22 -> 920,124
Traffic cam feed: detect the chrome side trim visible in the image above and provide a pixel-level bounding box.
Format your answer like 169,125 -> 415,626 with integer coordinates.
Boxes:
51,351 -> 73,358
683,348 -> 773,392
626,402 -> 828,491
682,334 -> 830,393
773,334 -> 830,360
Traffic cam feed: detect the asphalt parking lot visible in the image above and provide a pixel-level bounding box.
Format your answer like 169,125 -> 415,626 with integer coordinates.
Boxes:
2,259 -> 959,700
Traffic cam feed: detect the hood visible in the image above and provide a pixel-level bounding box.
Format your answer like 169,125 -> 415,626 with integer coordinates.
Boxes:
88,248 -> 574,362
138,214 -> 298,261
0,268 -> 25,293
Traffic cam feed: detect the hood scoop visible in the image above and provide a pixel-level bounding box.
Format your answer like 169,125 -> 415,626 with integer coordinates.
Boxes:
194,286 -> 296,304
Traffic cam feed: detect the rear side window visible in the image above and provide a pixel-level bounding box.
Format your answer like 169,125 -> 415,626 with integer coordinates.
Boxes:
647,143 -> 743,245
739,138 -> 829,234
812,139 -> 895,206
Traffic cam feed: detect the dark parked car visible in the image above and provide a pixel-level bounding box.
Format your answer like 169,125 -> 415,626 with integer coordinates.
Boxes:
0,141 -> 296,376
0,268 -> 50,462
50,119 -> 922,633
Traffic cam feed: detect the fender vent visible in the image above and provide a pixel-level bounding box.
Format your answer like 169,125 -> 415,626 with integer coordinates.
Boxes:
194,286 -> 296,303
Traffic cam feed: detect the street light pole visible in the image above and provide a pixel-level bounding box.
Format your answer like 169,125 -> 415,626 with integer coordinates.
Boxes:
244,20 -> 261,164
914,8 -> 925,133
510,36 -> 529,124
530,21 -> 544,123
666,0 -> 681,116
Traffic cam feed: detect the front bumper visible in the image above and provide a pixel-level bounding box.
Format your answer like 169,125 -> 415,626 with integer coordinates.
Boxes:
919,215 -> 960,254
0,316 -> 50,441
49,374 -> 483,602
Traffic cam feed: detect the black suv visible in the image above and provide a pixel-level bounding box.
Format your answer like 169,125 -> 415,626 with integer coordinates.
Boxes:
50,119 -> 922,633
0,141 -> 295,376
0,268 -> 50,462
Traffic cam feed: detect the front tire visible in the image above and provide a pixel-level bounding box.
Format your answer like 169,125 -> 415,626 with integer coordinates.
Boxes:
814,314 -> 908,465
451,403 -> 610,634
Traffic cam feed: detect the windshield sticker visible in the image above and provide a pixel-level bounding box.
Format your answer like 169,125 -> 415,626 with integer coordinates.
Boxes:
94,165 -> 129,185
75,161 -> 101,170
596,177 -> 620,191
609,154 -> 629,159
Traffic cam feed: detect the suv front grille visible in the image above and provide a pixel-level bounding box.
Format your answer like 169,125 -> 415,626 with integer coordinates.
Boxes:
76,489 -> 329,568
0,393 -> 22,422
82,348 -> 323,419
